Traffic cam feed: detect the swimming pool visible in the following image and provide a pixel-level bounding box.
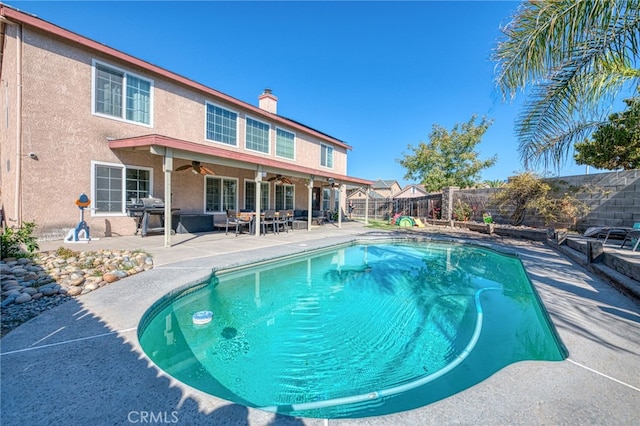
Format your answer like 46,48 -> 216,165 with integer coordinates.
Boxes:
138,240 -> 567,418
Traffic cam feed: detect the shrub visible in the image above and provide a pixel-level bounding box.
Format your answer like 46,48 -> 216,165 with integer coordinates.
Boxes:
489,172 -> 589,228
1,221 -> 40,259
55,246 -> 80,259
453,200 -> 473,221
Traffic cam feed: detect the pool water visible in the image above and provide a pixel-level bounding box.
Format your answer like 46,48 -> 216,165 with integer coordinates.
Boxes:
139,241 -> 567,418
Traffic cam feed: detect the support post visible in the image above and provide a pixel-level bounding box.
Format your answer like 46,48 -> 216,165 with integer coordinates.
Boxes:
163,149 -> 173,248
307,177 -> 313,231
254,168 -> 262,237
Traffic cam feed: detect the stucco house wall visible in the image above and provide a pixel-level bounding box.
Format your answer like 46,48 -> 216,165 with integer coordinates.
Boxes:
0,5 -> 367,238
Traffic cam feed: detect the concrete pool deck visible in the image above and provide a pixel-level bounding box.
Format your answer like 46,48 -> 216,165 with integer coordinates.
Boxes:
1,221 -> 639,425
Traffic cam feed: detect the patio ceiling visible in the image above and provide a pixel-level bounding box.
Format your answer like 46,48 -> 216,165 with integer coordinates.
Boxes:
108,134 -> 373,186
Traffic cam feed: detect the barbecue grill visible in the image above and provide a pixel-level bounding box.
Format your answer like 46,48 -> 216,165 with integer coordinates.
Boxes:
127,198 -> 179,237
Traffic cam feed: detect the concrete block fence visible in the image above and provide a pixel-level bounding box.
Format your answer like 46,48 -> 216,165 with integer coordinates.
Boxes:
350,170 -> 639,232
450,169 -> 639,231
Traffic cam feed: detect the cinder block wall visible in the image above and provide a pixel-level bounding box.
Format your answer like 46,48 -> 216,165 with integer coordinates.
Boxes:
448,170 -> 639,231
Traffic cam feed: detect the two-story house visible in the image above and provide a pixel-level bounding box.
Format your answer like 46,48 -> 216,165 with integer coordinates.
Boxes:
0,4 -> 372,243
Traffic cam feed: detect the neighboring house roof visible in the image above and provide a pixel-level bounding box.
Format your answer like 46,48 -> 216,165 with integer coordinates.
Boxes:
393,184 -> 430,199
371,179 -> 400,190
346,187 -> 386,199
0,4 -> 351,151
367,190 -> 386,199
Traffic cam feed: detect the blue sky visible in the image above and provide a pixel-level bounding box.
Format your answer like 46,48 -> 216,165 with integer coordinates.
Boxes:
7,1 -> 619,186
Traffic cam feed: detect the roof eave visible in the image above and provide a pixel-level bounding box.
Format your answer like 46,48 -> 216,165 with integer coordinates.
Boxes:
108,135 -> 371,186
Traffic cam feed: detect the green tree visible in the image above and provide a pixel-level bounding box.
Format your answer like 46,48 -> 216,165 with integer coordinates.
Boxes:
574,96 -> 640,170
493,1 -> 640,170
397,115 -> 497,192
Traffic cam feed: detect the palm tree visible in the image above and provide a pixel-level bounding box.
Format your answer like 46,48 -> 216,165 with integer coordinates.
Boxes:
493,1 -> 640,170
483,179 -> 505,188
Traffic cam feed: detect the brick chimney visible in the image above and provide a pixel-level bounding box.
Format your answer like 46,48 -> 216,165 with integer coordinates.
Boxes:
258,88 -> 277,114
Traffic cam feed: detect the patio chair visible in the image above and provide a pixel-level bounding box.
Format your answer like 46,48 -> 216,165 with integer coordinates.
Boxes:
596,226 -> 633,244
277,210 -> 291,233
286,210 -> 294,232
620,223 -> 640,252
226,210 -> 252,236
261,210 -> 278,235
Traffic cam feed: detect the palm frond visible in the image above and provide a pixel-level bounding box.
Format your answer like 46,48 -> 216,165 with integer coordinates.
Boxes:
493,0 -> 640,169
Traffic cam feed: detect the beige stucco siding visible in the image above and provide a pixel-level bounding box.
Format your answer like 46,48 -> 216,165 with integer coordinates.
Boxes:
1,23 -> 19,228
1,19 -> 354,238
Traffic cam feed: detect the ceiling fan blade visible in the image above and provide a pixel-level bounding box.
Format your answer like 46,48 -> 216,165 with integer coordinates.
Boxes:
281,177 -> 293,184
175,164 -> 192,171
200,166 -> 215,175
267,176 -> 277,181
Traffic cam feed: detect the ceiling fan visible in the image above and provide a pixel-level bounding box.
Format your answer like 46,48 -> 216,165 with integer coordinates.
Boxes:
175,161 -> 215,175
268,174 -> 293,185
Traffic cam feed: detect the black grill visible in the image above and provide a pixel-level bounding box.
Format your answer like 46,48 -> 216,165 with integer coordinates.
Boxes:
126,198 -> 178,237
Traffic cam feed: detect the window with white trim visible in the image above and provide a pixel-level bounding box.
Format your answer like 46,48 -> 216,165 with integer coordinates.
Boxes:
245,181 -> 270,211
92,162 -> 152,214
206,103 -> 238,145
275,184 -> 294,210
321,144 -> 333,168
276,128 -> 295,159
93,61 -> 152,125
322,188 -> 331,211
245,117 -> 270,153
205,176 -> 237,213
126,168 -> 152,204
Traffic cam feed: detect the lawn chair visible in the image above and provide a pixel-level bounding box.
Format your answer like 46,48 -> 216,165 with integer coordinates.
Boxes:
620,223 -> 640,252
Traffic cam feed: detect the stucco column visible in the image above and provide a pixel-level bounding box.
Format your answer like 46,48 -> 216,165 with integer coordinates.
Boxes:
254,168 -> 262,237
163,148 -> 173,247
307,177 -> 314,231
337,184 -> 343,228
441,186 -> 459,222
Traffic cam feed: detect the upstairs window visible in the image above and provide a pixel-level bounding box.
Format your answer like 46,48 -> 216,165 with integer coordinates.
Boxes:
206,103 -> 238,146
275,128 -> 295,160
93,61 -> 152,125
321,144 -> 333,168
246,117 -> 270,153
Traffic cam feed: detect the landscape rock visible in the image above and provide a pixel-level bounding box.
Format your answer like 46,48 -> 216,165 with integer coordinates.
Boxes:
15,293 -> 32,304
1,248 -> 153,337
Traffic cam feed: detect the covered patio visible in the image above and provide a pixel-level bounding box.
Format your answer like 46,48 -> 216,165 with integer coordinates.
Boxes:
108,134 -> 373,246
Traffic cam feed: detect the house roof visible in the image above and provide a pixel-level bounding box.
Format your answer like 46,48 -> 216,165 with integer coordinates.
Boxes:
371,179 -> 400,189
0,3 -> 351,151
109,135 -> 373,186
393,184 -> 430,198
346,187 -> 386,199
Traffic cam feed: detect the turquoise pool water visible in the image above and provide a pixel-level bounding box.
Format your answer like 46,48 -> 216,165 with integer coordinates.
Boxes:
138,241 -> 567,418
